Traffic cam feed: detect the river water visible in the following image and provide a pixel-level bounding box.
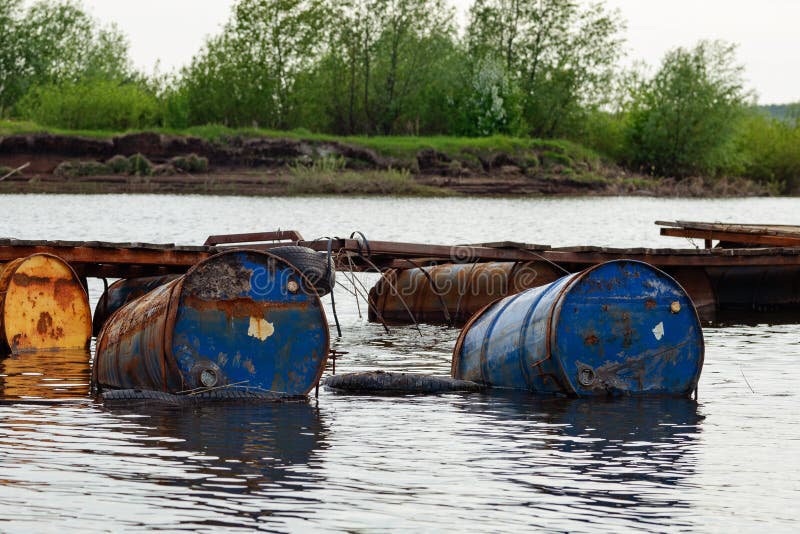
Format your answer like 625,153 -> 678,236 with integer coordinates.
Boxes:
0,195 -> 798,532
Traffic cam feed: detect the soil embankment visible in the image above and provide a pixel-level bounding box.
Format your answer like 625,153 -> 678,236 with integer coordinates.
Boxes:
0,132 -> 770,197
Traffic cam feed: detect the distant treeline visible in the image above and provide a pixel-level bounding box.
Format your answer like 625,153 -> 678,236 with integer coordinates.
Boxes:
1,0 -> 799,192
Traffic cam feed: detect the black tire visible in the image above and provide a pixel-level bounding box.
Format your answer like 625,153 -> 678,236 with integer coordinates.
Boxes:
268,246 -> 335,296
323,371 -> 484,394
101,388 -> 297,405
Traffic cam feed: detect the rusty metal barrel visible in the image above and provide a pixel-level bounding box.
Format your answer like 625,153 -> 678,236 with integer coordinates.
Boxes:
0,253 -> 91,354
95,249 -> 329,396
369,261 -> 563,325
452,260 -> 704,397
93,274 -> 180,335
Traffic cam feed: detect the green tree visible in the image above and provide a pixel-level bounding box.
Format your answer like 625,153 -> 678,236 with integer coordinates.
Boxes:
0,0 -> 132,115
737,109 -> 800,193
181,0 -> 327,128
293,0 -> 456,135
459,56 -> 523,136
466,0 -> 625,138
625,40 -> 749,177
0,0 -> 25,114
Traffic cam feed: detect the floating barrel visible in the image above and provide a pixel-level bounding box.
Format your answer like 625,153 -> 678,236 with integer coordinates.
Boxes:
93,274 -> 180,335
452,260 -> 704,397
0,253 -> 91,354
369,261 -> 563,325
94,250 -> 329,396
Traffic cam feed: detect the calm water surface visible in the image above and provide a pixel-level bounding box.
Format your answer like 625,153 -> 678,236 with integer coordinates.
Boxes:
0,195 -> 799,532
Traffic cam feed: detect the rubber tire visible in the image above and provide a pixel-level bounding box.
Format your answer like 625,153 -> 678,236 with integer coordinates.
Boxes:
268,246 -> 335,296
101,388 -> 296,405
323,371 -> 484,393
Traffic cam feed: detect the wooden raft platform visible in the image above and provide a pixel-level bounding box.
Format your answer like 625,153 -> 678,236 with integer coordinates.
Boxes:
2,223 -> 800,280
657,220 -> 800,248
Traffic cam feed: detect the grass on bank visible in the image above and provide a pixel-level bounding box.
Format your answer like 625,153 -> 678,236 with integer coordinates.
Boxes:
0,119 -> 603,170
287,160 -> 450,196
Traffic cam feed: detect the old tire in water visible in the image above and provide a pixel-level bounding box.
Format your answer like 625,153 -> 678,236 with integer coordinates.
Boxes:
101,388 -> 296,406
269,246 -> 335,297
324,371 -> 484,394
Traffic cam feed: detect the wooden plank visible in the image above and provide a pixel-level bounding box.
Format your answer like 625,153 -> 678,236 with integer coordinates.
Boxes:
658,220 -> 800,238
660,227 -> 800,247
0,244 -> 211,268
204,230 -> 304,246
465,241 -> 551,250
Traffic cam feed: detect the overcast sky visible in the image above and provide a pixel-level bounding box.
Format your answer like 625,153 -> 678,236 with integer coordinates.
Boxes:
79,0 -> 799,104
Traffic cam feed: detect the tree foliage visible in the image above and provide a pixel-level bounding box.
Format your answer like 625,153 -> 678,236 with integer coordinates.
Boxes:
5,0 -> 800,190
625,41 -> 749,177
0,0 -> 132,114
737,110 -> 800,193
16,80 -> 160,130
466,0 -> 625,137
181,0 -> 327,128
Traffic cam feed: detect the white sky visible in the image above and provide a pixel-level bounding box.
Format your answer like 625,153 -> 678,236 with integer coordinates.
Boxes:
79,0 -> 799,104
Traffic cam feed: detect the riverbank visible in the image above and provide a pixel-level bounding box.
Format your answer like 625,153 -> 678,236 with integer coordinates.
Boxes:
0,121 -> 775,197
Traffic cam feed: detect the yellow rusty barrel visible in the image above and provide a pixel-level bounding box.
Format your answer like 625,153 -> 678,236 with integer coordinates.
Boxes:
0,253 -> 91,353
368,261 -> 564,325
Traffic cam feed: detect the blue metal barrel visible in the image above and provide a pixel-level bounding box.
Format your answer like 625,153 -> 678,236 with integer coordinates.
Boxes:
452,260 -> 704,397
95,250 -> 329,396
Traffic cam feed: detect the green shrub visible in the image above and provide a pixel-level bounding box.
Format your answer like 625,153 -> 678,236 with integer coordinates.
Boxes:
106,155 -> 130,174
170,153 -> 209,173
737,111 -> 800,193
287,167 -> 447,196
15,79 -> 161,131
290,155 -> 347,176
128,153 -> 153,176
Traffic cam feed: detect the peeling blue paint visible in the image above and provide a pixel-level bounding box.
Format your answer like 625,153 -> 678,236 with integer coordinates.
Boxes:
452,260 -> 704,397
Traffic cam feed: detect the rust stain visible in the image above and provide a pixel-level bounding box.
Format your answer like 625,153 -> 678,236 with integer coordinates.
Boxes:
584,334 -> 599,345
36,312 -> 53,335
183,294 -> 308,317
53,278 -> 79,309
645,298 -> 657,310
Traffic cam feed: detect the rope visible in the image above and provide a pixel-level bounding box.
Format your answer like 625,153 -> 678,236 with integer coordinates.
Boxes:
326,237 -> 342,338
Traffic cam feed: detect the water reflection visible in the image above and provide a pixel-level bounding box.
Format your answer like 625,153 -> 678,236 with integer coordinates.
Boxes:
455,392 -> 703,530
103,400 -> 329,495
0,350 -> 91,400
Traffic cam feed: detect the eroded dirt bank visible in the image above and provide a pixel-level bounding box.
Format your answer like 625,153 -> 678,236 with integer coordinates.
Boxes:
0,132 -> 771,197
